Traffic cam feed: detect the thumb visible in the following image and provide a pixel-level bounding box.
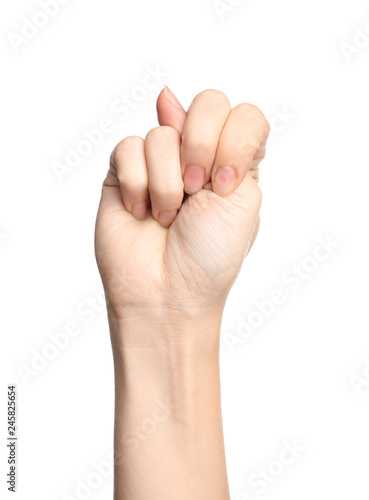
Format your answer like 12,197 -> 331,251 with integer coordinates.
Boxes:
156,86 -> 187,134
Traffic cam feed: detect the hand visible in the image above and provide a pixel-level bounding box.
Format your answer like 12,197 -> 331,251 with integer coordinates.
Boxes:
95,88 -> 269,324
95,88 -> 270,500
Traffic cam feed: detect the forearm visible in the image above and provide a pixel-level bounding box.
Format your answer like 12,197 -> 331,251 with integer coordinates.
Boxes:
108,309 -> 230,500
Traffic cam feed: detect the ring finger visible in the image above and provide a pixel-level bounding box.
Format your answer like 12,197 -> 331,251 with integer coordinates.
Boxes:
181,89 -> 231,194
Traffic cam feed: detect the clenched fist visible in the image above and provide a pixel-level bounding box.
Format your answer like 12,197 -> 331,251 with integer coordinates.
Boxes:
95,88 -> 269,322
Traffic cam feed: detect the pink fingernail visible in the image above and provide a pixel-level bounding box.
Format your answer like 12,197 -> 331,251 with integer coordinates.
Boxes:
213,166 -> 236,196
164,85 -> 183,111
132,201 -> 147,219
183,165 -> 205,194
158,210 -> 178,227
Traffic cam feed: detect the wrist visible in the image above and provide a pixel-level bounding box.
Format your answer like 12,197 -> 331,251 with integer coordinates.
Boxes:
106,300 -> 224,349
107,307 -> 223,421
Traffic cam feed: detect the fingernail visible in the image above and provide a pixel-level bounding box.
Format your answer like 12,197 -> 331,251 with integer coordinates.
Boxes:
132,201 -> 147,219
164,85 -> 183,111
183,165 -> 205,194
213,166 -> 237,196
158,210 -> 178,227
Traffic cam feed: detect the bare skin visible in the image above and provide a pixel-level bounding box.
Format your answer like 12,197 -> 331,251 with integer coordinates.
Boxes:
95,87 -> 270,500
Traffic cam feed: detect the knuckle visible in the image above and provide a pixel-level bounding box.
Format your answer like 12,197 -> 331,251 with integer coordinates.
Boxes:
195,89 -> 230,107
111,136 -> 143,164
120,135 -> 144,147
234,103 -> 270,140
150,184 -> 183,204
236,103 -> 269,130
118,177 -> 147,194
146,126 -> 179,144
182,135 -> 218,156
235,102 -> 262,117
118,174 -> 147,196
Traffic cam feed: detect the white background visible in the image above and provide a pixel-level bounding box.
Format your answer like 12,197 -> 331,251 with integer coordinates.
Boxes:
1,0 -> 369,499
